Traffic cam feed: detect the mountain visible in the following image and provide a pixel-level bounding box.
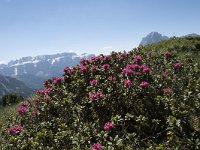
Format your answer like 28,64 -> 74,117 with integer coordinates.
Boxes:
140,32 -> 200,46
184,33 -> 200,37
140,32 -> 169,46
0,52 -> 94,89
0,74 -> 33,99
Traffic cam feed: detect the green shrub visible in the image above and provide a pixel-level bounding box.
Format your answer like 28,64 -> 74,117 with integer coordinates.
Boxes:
2,38 -> 200,149
1,94 -> 24,107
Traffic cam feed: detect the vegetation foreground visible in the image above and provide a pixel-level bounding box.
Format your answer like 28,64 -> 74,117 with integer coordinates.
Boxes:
1,37 -> 200,149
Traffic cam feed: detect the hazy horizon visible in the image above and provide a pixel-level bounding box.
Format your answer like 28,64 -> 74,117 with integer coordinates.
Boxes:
1,0 -> 200,63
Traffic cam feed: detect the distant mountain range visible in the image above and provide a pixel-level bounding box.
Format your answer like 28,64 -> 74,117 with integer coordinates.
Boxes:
140,32 -> 199,46
0,52 -> 94,89
0,74 -> 33,99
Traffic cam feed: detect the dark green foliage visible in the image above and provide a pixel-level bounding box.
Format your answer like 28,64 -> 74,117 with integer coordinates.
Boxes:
1,94 -> 24,106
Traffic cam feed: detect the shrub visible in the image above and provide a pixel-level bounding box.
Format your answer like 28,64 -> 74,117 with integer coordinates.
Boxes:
1,94 -> 24,107
2,45 -> 200,149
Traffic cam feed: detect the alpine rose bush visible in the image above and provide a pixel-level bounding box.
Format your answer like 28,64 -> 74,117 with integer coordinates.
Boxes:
2,40 -> 200,149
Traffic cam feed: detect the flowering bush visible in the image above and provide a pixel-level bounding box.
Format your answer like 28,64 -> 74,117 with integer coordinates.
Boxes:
2,37 -> 200,149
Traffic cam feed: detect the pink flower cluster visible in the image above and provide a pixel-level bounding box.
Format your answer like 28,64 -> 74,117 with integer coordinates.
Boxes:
104,122 -> 115,132
79,65 -> 88,72
89,91 -> 103,101
163,87 -> 172,94
37,87 -> 52,95
102,64 -> 110,70
91,143 -> 102,150
90,79 -> 98,86
133,54 -> 142,62
8,125 -> 23,135
174,63 -> 182,69
140,81 -> 149,87
108,76 -> 116,81
164,51 -> 172,59
91,65 -> 97,70
52,77 -> 63,85
17,101 -> 29,115
122,64 -> 150,74
64,67 -> 75,74
124,79 -> 132,87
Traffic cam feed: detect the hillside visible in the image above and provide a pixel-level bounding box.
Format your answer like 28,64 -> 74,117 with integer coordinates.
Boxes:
0,74 -> 33,99
1,37 -> 200,149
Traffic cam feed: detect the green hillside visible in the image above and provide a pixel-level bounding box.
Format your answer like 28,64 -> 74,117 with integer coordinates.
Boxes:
1,37 -> 200,149
142,36 -> 200,60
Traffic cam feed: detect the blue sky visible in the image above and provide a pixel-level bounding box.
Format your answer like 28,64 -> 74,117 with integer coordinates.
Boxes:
0,0 -> 200,63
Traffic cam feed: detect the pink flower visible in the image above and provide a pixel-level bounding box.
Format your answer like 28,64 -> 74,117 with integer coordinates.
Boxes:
174,63 -> 182,69
17,106 -> 27,115
91,143 -> 102,150
19,101 -> 29,107
89,91 -> 103,101
141,65 -> 150,73
8,125 -> 23,135
133,55 -> 142,62
79,65 -> 87,72
124,79 -> 132,86
102,64 -> 110,70
37,87 -> 52,96
90,79 -> 98,86
164,51 -> 172,59
91,65 -> 97,70
52,77 -> 63,85
108,76 -> 116,81
122,68 -> 134,74
80,58 -> 88,65
162,72 -> 168,77
140,81 -> 149,87
63,67 -> 75,74
163,87 -> 172,94
104,122 -> 115,132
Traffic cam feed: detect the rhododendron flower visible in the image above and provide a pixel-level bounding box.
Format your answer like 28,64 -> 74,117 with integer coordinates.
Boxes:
162,72 -> 168,77
52,77 -> 63,85
102,64 -> 110,70
80,58 -> 88,65
141,65 -> 150,73
133,55 -> 142,62
163,87 -> 172,94
124,79 -> 132,86
37,87 -> 52,95
173,63 -> 182,69
91,65 -> 97,70
19,101 -> 29,107
17,106 -> 27,115
103,55 -> 110,61
89,91 -> 103,101
108,76 -> 116,81
8,126 -> 23,135
140,81 -> 149,87
90,79 -> 98,86
104,122 -> 115,132
63,67 -> 75,74
79,65 -> 87,72
91,143 -> 102,150
122,68 -> 134,74
164,51 -> 172,59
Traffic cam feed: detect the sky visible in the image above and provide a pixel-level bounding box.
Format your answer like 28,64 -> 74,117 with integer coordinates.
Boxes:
0,0 -> 200,63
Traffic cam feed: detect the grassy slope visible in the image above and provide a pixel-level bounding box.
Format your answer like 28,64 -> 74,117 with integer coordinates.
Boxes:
141,36 -> 200,61
0,103 -> 19,145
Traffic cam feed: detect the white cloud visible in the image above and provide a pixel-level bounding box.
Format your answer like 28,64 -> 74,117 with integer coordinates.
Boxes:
101,46 -> 113,51
0,60 -> 6,64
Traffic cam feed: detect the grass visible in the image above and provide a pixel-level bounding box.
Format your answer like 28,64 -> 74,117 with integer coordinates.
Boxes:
0,103 -> 19,146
